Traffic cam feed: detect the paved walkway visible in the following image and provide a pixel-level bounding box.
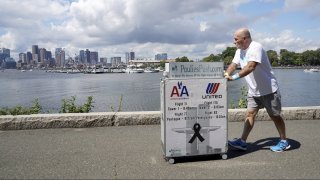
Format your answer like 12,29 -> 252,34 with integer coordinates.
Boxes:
1,120 -> 320,179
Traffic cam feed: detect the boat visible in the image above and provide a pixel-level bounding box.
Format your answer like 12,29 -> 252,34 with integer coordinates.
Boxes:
304,68 -> 320,72
155,67 -> 164,72
66,69 -> 81,74
123,68 -> 144,73
123,65 -> 144,73
144,68 -> 160,73
91,69 -> 104,73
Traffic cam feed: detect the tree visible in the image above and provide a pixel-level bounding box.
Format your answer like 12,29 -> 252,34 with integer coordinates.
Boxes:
267,50 -> 279,66
280,49 -> 295,65
202,54 -> 222,62
175,56 -> 189,62
293,53 -> 303,66
222,47 -> 236,65
159,60 -> 166,68
301,50 -> 320,66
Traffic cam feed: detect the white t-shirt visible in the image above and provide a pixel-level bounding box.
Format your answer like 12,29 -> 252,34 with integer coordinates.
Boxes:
232,41 -> 278,97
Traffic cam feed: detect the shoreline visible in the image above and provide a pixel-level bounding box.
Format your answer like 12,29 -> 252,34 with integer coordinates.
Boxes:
1,106 -> 319,131
272,65 -> 320,69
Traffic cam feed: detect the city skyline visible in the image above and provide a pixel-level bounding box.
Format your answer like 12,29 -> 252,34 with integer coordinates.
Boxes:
7,44 -> 167,68
1,0 -> 320,60
15,44 -> 168,62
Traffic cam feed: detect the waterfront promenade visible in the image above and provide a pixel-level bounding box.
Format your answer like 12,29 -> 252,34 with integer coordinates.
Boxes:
1,120 -> 320,179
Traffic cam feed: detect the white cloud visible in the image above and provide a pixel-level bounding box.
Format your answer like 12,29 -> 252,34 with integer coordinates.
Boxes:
256,30 -> 318,53
0,32 -> 16,50
0,0 -> 319,60
200,22 -> 209,32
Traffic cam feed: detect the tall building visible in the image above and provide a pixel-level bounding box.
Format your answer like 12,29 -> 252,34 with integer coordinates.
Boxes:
60,50 -> 65,67
100,57 -> 107,63
130,52 -> 135,60
111,57 -> 121,67
55,48 -> 65,67
125,52 -> 130,64
90,51 -> 98,65
46,51 -> 52,60
85,49 -> 90,64
0,48 -> 10,65
19,53 -> 27,63
26,52 -> 32,64
155,53 -> 168,60
39,48 -> 47,64
46,51 -> 53,67
32,45 -> 39,62
79,50 -> 85,64
125,51 -> 135,64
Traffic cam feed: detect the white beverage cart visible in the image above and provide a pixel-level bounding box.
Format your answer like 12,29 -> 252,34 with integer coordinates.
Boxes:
160,62 -> 228,164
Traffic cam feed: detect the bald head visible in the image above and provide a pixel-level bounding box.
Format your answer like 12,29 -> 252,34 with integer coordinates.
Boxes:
233,28 -> 252,50
235,28 -> 251,39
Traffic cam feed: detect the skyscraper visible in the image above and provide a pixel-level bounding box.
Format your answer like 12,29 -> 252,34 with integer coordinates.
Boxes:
26,52 -> 32,65
19,53 -> 27,63
55,48 -> 65,67
79,50 -> 85,64
111,57 -> 121,67
90,51 -> 98,65
155,53 -> 168,60
0,48 -> 10,65
130,52 -> 135,60
85,49 -> 90,64
125,52 -> 130,64
32,45 -> 39,62
46,51 -> 53,67
39,48 -> 47,64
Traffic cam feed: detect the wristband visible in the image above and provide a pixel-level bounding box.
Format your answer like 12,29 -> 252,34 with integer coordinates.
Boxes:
232,73 -> 240,80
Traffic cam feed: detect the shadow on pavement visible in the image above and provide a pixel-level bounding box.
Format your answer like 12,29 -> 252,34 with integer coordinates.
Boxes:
227,137 -> 301,159
168,154 -> 223,164
168,137 -> 300,164
162,137 -> 301,164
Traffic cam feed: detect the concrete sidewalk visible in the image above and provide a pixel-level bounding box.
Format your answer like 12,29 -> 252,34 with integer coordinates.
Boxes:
1,120 -> 320,179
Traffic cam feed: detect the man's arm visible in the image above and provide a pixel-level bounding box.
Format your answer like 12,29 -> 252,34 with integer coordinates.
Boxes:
238,61 -> 257,77
226,61 -> 258,81
225,63 -> 237,77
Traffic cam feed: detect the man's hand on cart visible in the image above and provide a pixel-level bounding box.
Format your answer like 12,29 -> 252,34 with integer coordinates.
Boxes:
224,71 -> 233,81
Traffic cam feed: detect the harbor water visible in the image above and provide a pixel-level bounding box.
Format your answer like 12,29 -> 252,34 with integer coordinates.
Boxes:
0,69 -> 319,113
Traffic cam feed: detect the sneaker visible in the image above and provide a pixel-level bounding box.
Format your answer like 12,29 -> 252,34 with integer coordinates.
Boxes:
228,138 -> 247,151
270,140 -> 291,152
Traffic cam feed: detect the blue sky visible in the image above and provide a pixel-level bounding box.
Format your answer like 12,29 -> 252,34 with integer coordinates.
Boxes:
0,0 -> 319,60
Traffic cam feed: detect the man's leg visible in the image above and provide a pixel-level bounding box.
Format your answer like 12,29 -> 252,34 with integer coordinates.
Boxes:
263,91 -> 290,152
270,115 -> 286,140
228,108 -> 259,150
241,108 -> 259,141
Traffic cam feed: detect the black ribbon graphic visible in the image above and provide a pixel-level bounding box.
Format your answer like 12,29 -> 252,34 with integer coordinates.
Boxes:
189,123 -> 205,143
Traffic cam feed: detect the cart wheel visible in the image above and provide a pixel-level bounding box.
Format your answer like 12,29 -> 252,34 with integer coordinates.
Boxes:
168,158 -> 175,164
163,155 -> 167,160
221,154 -> 228,160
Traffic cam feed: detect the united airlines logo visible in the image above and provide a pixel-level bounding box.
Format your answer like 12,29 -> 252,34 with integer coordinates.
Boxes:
202,83 -> 222,99
206,83 -> 220,94
170,81 -> 189,98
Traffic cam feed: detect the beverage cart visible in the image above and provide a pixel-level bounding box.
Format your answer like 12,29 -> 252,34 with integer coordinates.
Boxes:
160,62 -> 228,164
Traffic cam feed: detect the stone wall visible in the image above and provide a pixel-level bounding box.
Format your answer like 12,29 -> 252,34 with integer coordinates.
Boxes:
1,106 -> 319,130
